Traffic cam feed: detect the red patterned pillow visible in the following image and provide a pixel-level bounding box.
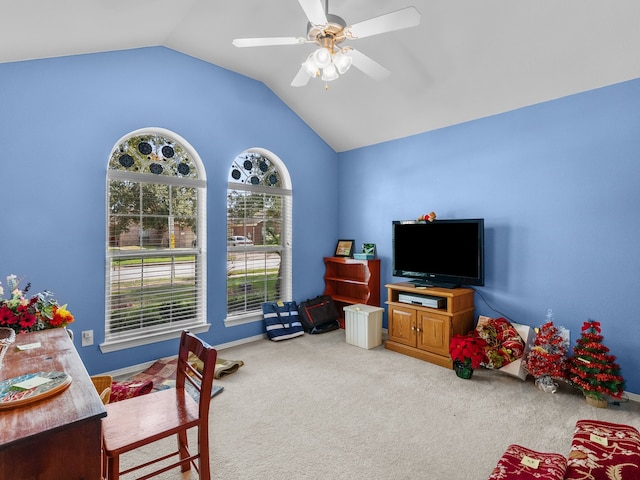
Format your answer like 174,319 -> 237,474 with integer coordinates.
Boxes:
488,444 -> 567,480
109,380 -> 154,403
565,420 -> 640,480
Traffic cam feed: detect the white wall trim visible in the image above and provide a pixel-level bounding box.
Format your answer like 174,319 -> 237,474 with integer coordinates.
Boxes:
100,332 -> 265,377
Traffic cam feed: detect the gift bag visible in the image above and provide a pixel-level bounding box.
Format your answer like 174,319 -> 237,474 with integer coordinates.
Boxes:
261,301 -> 305,341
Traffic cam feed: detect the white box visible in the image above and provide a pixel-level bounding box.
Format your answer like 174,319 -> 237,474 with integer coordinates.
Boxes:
343,304 -> 384,349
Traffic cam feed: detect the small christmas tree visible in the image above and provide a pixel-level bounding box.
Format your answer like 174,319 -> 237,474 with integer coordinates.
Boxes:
567,320 -> 625,402
525,309 -> 569,392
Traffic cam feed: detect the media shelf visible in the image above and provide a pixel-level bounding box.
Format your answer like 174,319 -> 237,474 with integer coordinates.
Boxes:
323,256 -> 381,328
385,282 -> 475,368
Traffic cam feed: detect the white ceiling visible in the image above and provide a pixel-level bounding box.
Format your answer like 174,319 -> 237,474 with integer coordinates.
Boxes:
2,0 -> 640,152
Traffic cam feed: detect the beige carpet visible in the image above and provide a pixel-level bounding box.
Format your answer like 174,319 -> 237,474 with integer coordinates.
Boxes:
119,329 -> 640,479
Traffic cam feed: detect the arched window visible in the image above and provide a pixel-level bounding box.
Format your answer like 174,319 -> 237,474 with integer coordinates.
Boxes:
226,148 -> 292,326
102,128 -> 208,352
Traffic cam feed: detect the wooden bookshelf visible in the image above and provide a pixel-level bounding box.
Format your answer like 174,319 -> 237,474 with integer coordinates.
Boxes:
323,256 -> 381,328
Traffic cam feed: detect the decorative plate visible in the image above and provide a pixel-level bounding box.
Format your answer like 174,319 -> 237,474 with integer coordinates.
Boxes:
0,371 -> 72,409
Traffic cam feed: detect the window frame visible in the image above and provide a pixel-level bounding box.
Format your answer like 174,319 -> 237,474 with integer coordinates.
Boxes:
101,127 -> 209,353
225,148 -> 292,327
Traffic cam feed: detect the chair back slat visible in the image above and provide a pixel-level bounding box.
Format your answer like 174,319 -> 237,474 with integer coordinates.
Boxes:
102,330 -> 217,480
176,331 -> 217,417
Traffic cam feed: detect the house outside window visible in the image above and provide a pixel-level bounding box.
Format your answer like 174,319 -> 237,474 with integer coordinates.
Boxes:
102,128 -> 208,352
226,149 -> 292,326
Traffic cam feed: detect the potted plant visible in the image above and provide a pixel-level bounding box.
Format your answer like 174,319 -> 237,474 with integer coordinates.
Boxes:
449,331 -> 487,379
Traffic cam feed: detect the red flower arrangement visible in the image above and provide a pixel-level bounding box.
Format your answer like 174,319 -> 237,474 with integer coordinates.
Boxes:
0,274 -> 74,335
449,331 -> 488,369
567,320 -> 625,401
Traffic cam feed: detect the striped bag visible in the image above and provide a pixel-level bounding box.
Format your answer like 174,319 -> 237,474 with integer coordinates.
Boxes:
261,301 -> 305,341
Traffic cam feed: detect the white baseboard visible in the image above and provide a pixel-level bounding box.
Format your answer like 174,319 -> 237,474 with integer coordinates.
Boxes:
213,333 -> 266,351
101,333 -> 266,378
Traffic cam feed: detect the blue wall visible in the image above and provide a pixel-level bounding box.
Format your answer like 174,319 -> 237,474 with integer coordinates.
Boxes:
2,45 -> 639,395
337,78 -> 640,394
0,47 -> 338,373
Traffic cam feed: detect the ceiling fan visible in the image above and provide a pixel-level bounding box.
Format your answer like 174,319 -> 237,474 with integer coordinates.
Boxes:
232,0 -> 421,87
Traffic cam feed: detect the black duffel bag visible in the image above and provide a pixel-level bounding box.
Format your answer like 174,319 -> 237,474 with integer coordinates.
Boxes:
298,295 -> 340,334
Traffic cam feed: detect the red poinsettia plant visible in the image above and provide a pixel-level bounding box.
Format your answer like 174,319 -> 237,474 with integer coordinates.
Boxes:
0,274 -> 74,335
449,331 -> 488,369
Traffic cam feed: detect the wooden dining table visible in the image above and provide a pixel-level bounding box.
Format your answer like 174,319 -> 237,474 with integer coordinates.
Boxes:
0,328 -> 106,479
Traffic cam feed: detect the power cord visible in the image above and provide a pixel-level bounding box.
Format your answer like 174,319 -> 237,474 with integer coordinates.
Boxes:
471,287 -> 513,323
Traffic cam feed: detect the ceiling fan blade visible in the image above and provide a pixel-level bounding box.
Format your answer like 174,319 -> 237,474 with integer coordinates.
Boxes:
348,49 -> 390,81
346,7 -> 421,39
233,37 -> 307,48
291,67 -> 312,87
297,0 -> 328,26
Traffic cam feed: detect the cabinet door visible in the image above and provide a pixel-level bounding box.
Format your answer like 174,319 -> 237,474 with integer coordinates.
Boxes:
388,305 -> 416,347
417,311 -> 451,357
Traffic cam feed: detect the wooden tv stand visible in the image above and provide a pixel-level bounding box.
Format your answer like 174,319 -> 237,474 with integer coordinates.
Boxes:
385,282 -> 475,368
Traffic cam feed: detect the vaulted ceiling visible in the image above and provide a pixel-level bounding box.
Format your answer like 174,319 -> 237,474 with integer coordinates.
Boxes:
2,0 -> 639,152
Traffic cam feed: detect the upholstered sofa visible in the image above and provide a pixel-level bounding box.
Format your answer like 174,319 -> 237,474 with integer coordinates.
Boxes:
488,419 -> 640,479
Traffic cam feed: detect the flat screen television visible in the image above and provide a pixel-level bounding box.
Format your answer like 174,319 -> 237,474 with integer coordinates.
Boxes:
392,219 -> 485,288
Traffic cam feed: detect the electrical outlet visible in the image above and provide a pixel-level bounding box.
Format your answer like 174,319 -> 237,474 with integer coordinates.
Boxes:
81,330 -> 94,347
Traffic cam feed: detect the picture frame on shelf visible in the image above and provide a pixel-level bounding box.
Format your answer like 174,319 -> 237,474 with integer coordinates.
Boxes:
354,243 -> 376,260
334,239 -> 355,257
362,243 -> 376,256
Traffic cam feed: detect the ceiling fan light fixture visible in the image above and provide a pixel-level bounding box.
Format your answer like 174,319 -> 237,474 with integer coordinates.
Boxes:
312,47 -> 332,69
321,63 -> 339,81
302,54 -> 320,77
232,1 -> 421,88
333,50 -> 352,74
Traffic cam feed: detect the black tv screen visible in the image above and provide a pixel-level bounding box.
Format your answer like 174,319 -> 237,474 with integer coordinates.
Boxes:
392,219 -> 484,288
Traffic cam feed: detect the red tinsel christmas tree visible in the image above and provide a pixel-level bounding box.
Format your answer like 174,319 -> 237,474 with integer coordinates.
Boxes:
567,320 -> 625,401
525,314 -> 569,381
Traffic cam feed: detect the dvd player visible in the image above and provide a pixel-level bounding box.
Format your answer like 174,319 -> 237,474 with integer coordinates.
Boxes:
398,293 -> 445,309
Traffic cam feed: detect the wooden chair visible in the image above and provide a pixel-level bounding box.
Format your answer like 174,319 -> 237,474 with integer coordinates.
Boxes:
102,331 -> 218,479
90,374 -> 112,404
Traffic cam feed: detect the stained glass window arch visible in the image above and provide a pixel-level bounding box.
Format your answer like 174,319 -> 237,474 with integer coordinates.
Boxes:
226,148 -> 292,326
102,127 -> 208,352
229,151 -> 284,187
109,132 -> 201,180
